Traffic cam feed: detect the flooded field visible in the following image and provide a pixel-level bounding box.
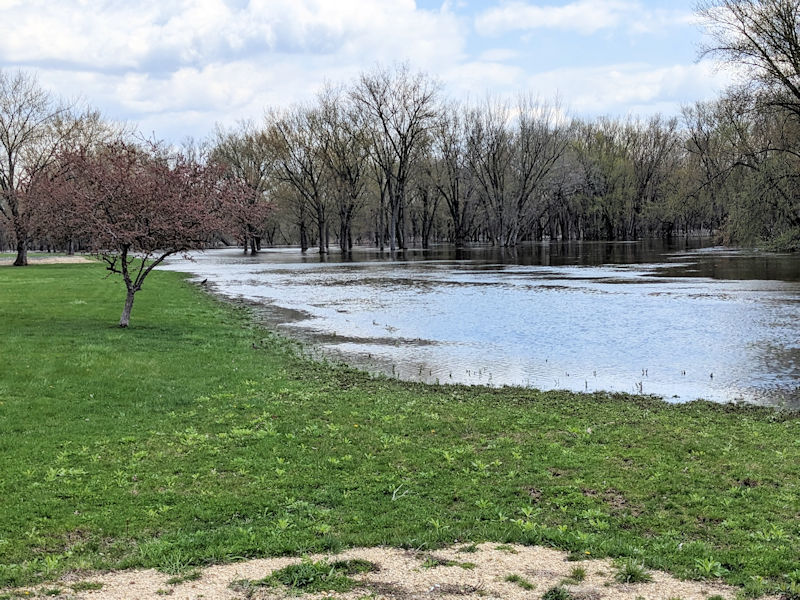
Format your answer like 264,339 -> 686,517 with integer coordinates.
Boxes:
162,241 -> 800,408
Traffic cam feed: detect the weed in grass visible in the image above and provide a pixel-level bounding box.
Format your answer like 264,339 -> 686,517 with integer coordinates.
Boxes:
165,570 -> 202,585
614,559 -> 652,583
505,574 -> 536,590
740,576 -> 767,598
70,581 -> 104,591
695,557 -> 727,579
329,559 -> 378,575
781,580 -> 800,600
542,585 -> 574,600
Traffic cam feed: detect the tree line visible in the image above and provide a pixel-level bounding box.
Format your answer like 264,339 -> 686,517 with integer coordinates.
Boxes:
1,0 -> 799,324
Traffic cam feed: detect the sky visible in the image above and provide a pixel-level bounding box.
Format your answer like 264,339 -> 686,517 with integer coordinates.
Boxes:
0,0 -> 736,142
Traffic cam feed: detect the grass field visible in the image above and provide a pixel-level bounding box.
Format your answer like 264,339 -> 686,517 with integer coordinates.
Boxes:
0,263 -> 798,593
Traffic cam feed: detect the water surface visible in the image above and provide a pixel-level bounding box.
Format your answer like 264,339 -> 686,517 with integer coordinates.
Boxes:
161,241 -> 800,408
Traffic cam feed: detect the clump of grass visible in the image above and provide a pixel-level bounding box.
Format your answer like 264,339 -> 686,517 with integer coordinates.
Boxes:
71,581 -> 104,592
236,558 -> 378,595
707,596 -> 726,600
565,566 -> 586,583
505,573 -> 536,590
165,570 -> 201,585
782,581 -> 800,600
495,545 -> 518,554
614,559 -> 652,584
542,585 -> 574,600
741,576 -> 767,598
421,555 -> 475,569
457,543 -> 479,553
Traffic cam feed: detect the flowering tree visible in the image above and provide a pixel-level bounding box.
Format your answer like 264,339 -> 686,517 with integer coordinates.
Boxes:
58,142 -> 224,327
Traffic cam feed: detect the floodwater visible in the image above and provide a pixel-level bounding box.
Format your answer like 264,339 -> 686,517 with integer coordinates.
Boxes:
161,241 -> 800,408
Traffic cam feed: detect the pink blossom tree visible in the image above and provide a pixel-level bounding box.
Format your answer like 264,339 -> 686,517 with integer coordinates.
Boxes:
58,142 -> 226,327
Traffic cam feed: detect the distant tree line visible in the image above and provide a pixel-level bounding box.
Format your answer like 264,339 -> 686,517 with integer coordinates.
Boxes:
2,0 -> 799,266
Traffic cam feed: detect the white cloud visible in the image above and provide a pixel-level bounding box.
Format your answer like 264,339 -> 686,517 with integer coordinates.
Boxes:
521,60 -> 734,116
475,0 -> 692,36
0,0 -> 730,140
0,0 -> 466,139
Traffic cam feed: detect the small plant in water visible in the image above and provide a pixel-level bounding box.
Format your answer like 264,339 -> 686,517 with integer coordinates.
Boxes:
614,559 -> 652,584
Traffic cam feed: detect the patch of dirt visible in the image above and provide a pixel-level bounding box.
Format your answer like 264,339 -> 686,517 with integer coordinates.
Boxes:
4,543 -> 769,600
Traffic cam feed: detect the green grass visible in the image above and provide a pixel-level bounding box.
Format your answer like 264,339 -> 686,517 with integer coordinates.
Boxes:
542,586 -> 574,600
505,573 -> 536,590
233,558 -> 377,594
0,263 -> 798,594
614,558 -> 653,583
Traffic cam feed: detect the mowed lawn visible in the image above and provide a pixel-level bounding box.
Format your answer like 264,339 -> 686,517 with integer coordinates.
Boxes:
0,262 -> 798,592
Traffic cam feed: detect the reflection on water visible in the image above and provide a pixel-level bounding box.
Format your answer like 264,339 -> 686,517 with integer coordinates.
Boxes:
161,241 -> 800,408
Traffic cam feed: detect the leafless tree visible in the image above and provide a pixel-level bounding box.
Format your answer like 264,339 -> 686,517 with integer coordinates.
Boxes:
351,64 -> 440,252
269,105 -> 330,254
212,121 -> 276,253
430,102 -> 476,247
317,86 -> 370,252
0,70 -> 107,265
698,0 -> 800,117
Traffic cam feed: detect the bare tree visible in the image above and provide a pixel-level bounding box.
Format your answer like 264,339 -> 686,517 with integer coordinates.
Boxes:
698,0 -> 800,116
508,95 -> 570,244
351,64 -> 440,252
317,86 -> 370,252
269,106 -> 330,254
212,121 -> 276,253
466,98 -> 513,245
0,70 -> 104,265
430,102 -> 476,247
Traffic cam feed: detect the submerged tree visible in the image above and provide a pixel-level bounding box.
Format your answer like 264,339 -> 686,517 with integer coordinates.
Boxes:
59,142 -> 224,327
211,122 -> 275,253
351,64 -> 440,251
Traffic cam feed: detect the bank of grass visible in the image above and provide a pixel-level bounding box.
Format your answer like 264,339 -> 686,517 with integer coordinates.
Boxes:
0,264 -> 798,593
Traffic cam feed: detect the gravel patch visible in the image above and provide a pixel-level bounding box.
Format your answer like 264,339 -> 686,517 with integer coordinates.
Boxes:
8,543 -> 766,600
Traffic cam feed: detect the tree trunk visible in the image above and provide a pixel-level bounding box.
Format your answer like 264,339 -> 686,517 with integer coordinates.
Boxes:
119,289 -> 136,328
12,239 -> 27,266
299,219 -> 309,252
318,215 -> 326,254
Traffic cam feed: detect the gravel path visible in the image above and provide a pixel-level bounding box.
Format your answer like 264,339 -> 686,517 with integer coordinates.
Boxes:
10,543 -> 760,600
